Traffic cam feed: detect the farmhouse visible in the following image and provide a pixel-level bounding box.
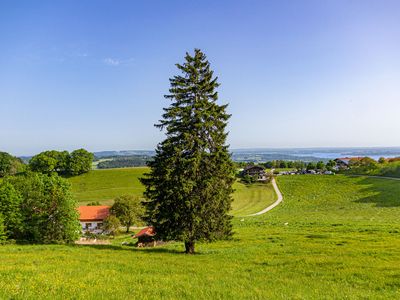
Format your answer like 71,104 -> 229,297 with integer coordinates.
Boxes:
133,226 -> 156,247
78,205 -> 110,234
241,165 -> 267,181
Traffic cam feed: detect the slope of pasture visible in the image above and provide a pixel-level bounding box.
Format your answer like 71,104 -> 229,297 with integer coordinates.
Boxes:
67,167 -> 147,204
1,175 -> 399,299
231,181 -> 276,216
67,167 -> 276,216
275,174 -> 400,224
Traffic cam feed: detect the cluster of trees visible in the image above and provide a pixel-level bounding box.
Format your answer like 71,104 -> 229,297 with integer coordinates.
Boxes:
348,157 -> 378,169
0,172 -> 80,243
378,156 -> 400,164
0,152 -> 25,177
29,149 -> 93,175
344,157 -> 379,175
344,156 -> 400,178
0,149 -> 94,244
263,160 -> 337,171
264,160 -> 307,169
305,160 -> 336,171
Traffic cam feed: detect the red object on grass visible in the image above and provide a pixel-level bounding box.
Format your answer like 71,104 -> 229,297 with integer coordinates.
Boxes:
133,226 -> 156,238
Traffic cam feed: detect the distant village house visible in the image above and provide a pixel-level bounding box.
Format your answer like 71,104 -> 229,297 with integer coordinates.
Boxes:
241,165 -> 267,181
78,205 -> 110,234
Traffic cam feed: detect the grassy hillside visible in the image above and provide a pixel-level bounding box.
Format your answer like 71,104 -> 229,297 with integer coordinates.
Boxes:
1,175 -> 399,299
67,167 -> 147,204
231,182 -> 276,216
67,167 -> 277,216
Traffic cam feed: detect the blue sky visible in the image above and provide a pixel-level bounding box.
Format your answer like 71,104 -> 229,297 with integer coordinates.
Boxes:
1,0 -> 399,155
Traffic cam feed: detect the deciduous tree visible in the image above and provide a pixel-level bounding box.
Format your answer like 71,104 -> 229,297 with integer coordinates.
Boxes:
0,182 -> 23,239
111,195 -> 144,233
316,161 -> 325,170
7,172 -> 80,243
103,215 -> 121,236
68,149 -> 94,175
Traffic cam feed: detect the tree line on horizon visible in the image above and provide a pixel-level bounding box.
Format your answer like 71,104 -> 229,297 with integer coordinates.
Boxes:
0,148 -> 93,178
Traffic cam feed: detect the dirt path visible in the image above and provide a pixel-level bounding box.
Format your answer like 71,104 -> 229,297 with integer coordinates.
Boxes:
247,177 -> 283,216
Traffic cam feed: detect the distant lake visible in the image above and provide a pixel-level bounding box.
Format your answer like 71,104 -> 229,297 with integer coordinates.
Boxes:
231,147 -> 400,162
295,152 -> 400,160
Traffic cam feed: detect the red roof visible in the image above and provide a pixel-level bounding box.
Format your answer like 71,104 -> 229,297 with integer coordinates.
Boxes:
78,206 -> 110,221
133,226 -> 156,238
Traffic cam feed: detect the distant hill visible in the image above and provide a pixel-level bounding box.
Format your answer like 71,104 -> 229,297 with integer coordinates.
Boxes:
19,147 -> 400,165
93,150 -> 155,158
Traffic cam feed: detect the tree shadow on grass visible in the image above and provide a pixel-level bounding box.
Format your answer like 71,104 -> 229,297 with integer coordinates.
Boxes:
71,243 -> 185,254
349,176 -> 400,207
72,244 -> 133,251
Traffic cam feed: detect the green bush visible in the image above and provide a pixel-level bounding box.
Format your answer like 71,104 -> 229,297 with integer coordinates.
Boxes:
2,172 -> 80,243
103,215 -> 121,236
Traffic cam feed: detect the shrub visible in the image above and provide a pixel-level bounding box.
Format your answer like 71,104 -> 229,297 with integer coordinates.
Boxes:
111,195 -> 144,233
5,172 -> 80,243
103,215 -> 121,236
0,182 -> 23,240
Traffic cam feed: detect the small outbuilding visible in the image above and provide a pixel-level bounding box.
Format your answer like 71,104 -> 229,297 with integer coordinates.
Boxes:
133,226 -> 156,247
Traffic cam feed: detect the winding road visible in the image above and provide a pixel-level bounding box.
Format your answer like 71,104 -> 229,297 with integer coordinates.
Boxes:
247,177 -> 283,216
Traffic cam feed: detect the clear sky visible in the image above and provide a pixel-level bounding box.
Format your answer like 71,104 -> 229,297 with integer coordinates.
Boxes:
1,0 -> 399,156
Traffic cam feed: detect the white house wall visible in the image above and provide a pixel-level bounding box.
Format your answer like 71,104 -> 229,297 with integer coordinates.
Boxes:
80,221 -> 104,234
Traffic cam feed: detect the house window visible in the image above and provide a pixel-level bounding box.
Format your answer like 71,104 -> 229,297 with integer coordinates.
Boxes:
97,223 -> 103,229
85,223 -> 92,229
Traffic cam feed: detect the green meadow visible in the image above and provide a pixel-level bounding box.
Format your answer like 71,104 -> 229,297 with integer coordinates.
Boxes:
231,181 -> 276,216
1,174 -> 399,299
67,167 -> 147,204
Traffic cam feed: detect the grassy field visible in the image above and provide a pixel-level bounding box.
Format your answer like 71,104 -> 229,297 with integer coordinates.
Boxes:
231,181 -> 276,216
67,168 -> 277,216
1,175 -> 399,299
67,167 -> 147,205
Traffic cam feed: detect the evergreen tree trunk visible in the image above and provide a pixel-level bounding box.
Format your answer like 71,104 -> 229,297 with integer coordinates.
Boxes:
185,241 -> 195,254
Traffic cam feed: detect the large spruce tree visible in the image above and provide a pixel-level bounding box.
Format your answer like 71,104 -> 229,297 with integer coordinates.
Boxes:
140,49 -> 235,254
